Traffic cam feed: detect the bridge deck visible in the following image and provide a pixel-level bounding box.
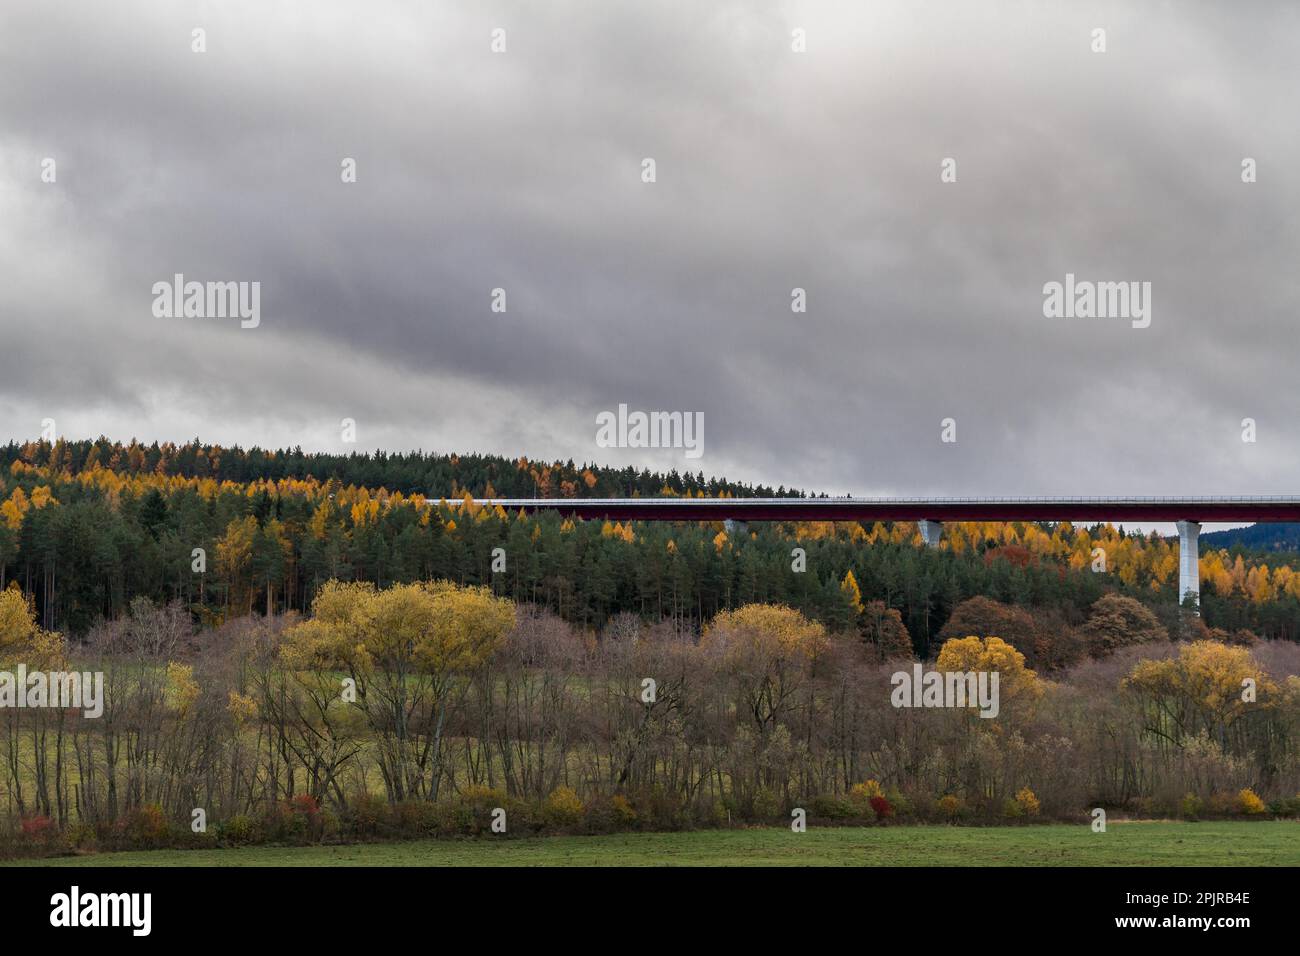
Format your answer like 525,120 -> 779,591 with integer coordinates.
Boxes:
434,497 -> 1300,523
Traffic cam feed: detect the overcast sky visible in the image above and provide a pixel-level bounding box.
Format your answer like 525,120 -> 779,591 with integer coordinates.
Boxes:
2,1 -> 1298,503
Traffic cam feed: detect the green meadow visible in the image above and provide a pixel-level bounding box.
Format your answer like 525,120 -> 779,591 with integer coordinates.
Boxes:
9,821 -> 1298,867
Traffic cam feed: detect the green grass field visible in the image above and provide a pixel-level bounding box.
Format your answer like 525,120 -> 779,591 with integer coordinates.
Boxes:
7,821 -> 1299,867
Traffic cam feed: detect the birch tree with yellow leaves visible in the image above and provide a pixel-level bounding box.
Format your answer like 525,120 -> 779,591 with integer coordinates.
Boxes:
282,580 -> 515,801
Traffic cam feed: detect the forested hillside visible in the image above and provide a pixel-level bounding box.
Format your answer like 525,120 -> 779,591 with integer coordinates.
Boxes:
3,438 -> 1300,649
1203,523 -> 1300,553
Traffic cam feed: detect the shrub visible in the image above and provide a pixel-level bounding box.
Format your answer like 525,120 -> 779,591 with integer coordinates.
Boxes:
1181,793 -> 1203,821
1015,787 -> 1040,817
290,793 -> 321,820
610,794 -> 637,826
218,814 -> 261,846
505,797 -> 542,834
266,793 -> 324,843
544,786 -> 584,828
1237,788 -> 1267,816
439,786 -> 508,836
937,795 -> 962,821
260,801 -> 297,842
344,792 -> 391,839
64,821 -> 98,852
707,800 -> 731,827
317,806 -> 342,842
432,800 -> 476,836
583,794 -> 640,834
1205,792 -> 1234,817
849,780 -> 884,805
751,788 -> 781,821
458,784 -> 505,809
387,799 -> 438,836
869,795 -> 894,821
627,787 -> 688,831
885,788 -> 911,818
20,815 -> 56,842
122,804 -> 170,848
809,795 -> 856,820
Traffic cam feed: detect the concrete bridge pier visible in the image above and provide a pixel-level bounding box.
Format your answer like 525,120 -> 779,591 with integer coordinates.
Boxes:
1176,519 -> 1201,612
723,518 -> 748,536
917,519 -> 943,549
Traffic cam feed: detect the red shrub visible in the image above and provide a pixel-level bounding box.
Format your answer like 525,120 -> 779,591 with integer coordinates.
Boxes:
869,795 -> 894,820
121,804 -> 169,846
289,794 -> 321,820
20,815 -> 56,839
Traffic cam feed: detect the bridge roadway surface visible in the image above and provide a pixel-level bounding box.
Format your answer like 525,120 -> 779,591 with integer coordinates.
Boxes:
435,497 -> 1300,524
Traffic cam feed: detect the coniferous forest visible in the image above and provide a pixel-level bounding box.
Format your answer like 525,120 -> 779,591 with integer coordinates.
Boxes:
3,437 -> 1300,653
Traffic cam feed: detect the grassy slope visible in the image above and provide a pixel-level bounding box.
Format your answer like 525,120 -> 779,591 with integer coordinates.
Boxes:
8,821 -> 1300,867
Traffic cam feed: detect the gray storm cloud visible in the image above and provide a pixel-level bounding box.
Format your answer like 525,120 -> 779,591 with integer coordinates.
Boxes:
2,0 -> 1298,499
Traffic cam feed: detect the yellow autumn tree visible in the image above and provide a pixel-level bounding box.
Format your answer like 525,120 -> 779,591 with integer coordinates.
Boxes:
1245,565 -> 1273,605
1,488 -> 29,531
216,515 -> 259,613
1124,640 -> 1276,748
935,635 -> 1043,712
840,569 -> 864,615
166,662 -> 201,719
703,604 -> 828,736
0,583 -> 66,668
0,584 -> 36,649
282,580 -> 515,801
705,603 -> 828,661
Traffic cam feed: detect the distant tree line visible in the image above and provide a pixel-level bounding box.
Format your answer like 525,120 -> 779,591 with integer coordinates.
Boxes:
0,438 -> 808,500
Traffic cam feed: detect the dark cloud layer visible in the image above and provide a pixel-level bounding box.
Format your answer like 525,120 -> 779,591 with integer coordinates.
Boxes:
3,1 -> 1298,502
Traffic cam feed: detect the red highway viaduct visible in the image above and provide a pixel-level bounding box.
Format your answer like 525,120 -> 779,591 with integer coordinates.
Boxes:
441,496 -> 1300,608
